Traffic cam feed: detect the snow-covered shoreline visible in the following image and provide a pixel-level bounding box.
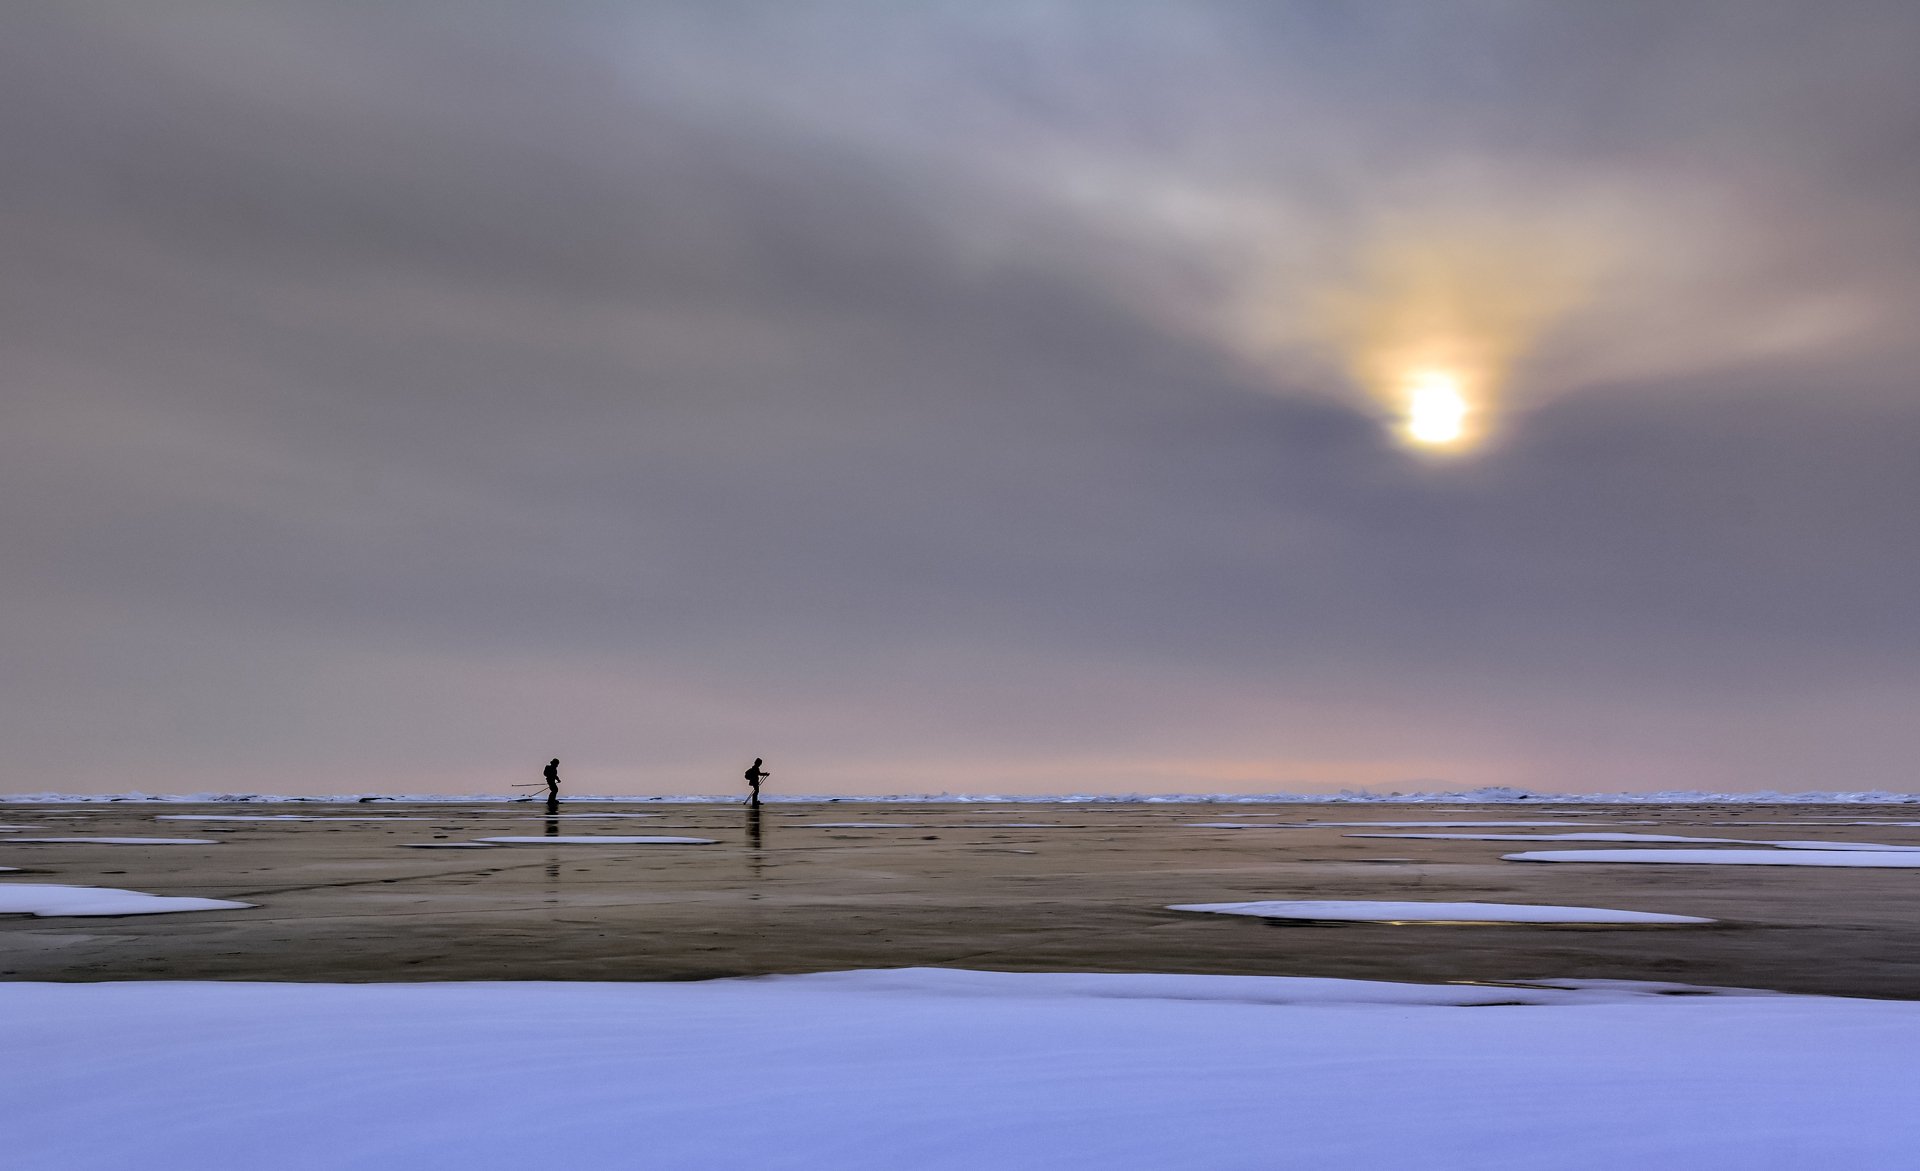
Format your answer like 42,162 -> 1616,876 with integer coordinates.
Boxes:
4,785 -> 1917,805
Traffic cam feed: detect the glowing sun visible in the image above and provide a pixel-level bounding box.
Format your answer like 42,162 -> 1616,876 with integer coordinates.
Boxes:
1401,370 -> 1472,449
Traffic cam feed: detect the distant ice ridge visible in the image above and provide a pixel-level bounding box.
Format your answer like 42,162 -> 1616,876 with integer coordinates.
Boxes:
4,785 -> 1918,805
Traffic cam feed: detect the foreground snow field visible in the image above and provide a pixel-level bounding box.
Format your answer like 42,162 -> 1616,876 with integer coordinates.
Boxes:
6,969 -> 1918,1171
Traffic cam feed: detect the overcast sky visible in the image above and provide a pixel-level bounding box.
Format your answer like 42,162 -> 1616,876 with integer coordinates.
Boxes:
4,2 -> 1917,796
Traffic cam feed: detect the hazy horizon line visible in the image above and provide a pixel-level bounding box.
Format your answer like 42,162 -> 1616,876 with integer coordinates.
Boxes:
6,787 -> 1918,806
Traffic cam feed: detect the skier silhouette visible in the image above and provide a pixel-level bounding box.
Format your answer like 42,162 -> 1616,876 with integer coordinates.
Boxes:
543,758 -> 561,804
744,758 -> 769,807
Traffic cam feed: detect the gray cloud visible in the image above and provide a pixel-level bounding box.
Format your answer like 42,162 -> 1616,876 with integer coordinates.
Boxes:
2,2 -> 1917,795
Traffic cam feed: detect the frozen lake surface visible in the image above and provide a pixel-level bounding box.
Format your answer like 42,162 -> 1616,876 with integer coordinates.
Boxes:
5,800 -> 1920,996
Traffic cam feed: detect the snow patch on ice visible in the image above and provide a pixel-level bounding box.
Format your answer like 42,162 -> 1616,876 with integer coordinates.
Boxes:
0,883 -> 252,917
1710,820 -> 1920,826
1349,832 -> 1724,843
1507,849 -> 1920,868
1765,840 -> 1920,851
1306,821 -> 1629,828
1350,832 -> 1920,850
1,837 -> 220,845
472,829 -> 721,836
1167,900 -> 1713,925
154,814 -> 429,822
1193,820 -> 1637,829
